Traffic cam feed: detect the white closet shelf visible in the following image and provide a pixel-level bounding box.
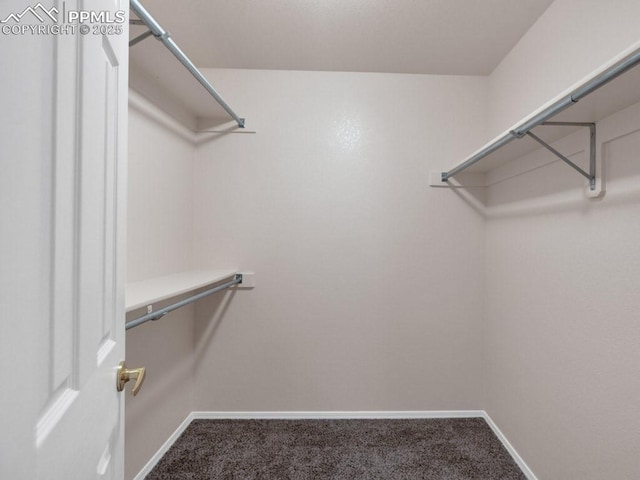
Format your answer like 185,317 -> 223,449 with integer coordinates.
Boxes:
126,269 -> 238,312
433,41 -> 640,189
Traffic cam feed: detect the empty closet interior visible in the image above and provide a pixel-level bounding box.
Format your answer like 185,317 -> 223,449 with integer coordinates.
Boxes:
123,1 -> 640,479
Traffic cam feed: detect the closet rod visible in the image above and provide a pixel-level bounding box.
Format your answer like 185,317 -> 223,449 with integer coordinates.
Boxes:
441,47 -> 640,181
129,0 -> 246,128
125,274 -> 243,330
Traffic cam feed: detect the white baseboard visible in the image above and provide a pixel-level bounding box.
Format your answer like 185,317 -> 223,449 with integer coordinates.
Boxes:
192,410 -> 484,419
132,412 -> 195,480
482,412 -> 538,480
134,410 -> 536,480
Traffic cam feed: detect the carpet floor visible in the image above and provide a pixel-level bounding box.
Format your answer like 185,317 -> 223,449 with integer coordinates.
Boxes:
145,418 -> 527,479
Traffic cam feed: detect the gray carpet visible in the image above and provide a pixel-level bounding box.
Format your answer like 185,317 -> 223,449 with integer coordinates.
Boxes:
146,418 -> 527,479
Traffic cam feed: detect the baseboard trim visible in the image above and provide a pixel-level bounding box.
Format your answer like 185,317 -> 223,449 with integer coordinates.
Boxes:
482,412 -> 538,480
133,410 -> 536,480
192,410 -> 484,419
132,412 -> 195,480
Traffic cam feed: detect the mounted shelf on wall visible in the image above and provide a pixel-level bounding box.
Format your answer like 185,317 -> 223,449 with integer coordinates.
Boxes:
430,42 -> 640,197
128,0 -> 247,132
125,269 -> 255,330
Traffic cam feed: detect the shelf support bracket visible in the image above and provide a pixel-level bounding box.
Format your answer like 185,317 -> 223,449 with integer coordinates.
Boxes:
129,29 -> 153,47
526,122 -> 596,191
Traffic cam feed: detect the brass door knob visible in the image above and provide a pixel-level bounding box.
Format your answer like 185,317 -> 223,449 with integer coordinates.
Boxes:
117,361 -> 146,396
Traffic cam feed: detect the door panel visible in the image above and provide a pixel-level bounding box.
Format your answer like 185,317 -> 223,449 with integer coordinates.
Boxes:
0,0 -> 128,477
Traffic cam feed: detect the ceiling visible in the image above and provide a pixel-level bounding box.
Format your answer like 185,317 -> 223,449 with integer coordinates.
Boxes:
131,0 -> 554,76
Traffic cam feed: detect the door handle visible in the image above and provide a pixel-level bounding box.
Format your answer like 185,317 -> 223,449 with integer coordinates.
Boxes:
116,361 -> 146,396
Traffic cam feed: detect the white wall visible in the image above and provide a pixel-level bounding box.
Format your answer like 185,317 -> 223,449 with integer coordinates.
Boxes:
485,107 -> 640,479
125,93 -> 197,479
126,93 -> 196,283
191,69 -> 488,411
484,1 -> 640,478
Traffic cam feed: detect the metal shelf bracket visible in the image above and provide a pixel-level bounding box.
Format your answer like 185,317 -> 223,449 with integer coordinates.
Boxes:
527,122 -> 596,191
129,29 -> 153,47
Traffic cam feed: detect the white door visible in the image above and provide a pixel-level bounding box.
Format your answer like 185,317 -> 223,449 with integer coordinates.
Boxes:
0,0 -> 129,478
